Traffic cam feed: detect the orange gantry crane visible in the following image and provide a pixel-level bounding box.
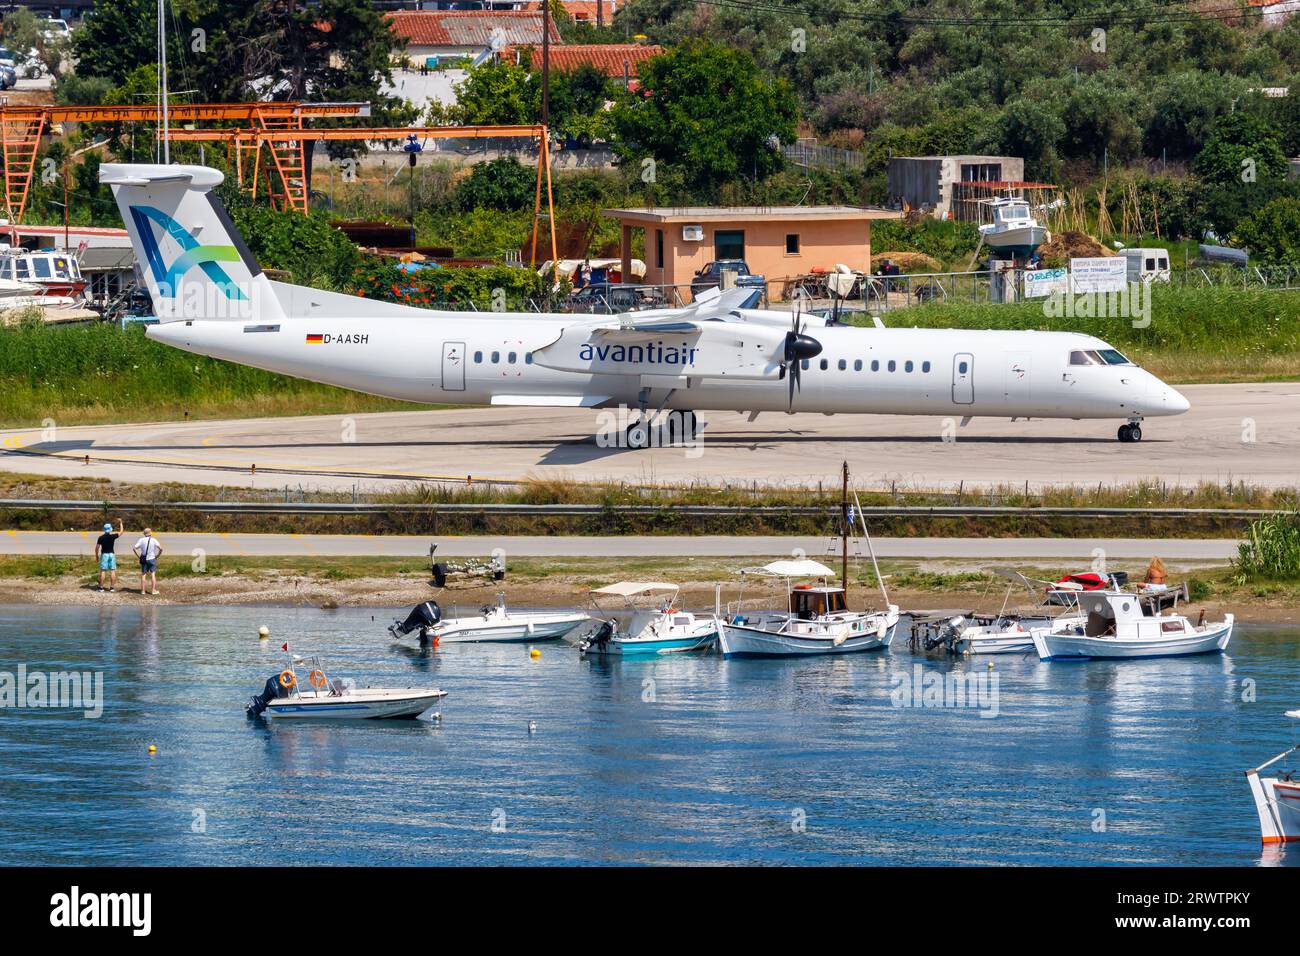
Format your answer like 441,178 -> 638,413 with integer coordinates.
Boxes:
0,99 -> 559,269
0,101 -> 368,224
165,123 -> 559,269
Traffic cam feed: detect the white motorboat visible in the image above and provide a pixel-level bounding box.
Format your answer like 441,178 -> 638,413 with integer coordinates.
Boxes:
978,197 -> 1048,256
388,596 -> 589,644
245,655 -> 446,720
1031,590 -> 1232,661
1246,710 -> 1300,846
717,559 -> 900,658
946,569 -> 1083,655
576,581 -> 717,656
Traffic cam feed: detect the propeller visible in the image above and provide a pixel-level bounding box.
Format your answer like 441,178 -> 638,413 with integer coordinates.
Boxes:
779,293 -> 822,410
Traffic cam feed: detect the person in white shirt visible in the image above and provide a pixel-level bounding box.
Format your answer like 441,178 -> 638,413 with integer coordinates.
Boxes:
133,528 -> 163,596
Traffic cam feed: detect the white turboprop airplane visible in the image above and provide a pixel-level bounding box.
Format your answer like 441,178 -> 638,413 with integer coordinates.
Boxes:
103,163 -> 1189,444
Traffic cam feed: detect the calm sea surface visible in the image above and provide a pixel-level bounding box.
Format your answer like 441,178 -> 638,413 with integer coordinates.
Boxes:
1,604 -> 1297,866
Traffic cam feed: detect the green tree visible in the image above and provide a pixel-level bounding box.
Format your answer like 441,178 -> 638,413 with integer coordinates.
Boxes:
1194,112 -> 1293,236
451,60 -> 537,126
610,40 -> 797,191
454,158 -> 537,212
2,8 -> 72,77
1232,197 -> 1300,267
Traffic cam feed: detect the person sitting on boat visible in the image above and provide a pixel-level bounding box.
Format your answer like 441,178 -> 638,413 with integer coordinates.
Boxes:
1143,557 -> 1169,592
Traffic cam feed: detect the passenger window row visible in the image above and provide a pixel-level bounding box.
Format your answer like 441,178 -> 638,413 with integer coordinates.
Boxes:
801,358 -> 933,374
473,351 -> 534,365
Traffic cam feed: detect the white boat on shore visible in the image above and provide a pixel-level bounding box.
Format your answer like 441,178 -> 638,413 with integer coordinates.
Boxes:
1246,710 -> 1300,846
1031,590 -> 1232,661
389,596 -> 588,644
245,655 -> 446,720
717,559 -> 900,658
978,197 -> 1048,256
576,581 -> 717,656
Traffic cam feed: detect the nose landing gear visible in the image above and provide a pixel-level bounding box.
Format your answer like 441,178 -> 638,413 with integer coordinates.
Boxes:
1118,420 -> 1143,443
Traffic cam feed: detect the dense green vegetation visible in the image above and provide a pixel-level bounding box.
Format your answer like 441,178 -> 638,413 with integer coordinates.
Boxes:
865,285 -> 1300,381
0,323 -> 416,427
1234,514 -> 1300,583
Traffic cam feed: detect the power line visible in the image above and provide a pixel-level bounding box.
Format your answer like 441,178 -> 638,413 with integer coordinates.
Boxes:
689,0 -> 1267,29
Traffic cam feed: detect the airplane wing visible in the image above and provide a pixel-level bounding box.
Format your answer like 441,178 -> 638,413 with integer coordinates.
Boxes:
531,304 -> 790,381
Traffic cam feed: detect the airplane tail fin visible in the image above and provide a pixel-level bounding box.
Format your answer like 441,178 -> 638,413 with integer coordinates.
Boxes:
100,163 -> 284,324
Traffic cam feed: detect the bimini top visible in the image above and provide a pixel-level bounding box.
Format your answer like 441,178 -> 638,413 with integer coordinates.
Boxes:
742,559 -> 836,578
590,581 -> 679,597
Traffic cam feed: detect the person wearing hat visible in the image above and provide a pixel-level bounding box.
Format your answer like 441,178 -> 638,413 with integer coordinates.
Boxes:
133,528 -> 164,596
94,519 -> 125,591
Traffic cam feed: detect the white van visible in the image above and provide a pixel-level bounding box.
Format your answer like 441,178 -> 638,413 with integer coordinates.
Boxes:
1119,247 -> 1171,283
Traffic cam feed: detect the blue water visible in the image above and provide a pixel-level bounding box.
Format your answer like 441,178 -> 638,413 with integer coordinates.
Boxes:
1,604 -> 1297,866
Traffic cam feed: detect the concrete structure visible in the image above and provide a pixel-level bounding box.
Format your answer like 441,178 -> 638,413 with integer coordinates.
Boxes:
1247,0 -> 1300,25
887,155 -> 1025,220
602,206 -> 900,300
386,10 -> 562,67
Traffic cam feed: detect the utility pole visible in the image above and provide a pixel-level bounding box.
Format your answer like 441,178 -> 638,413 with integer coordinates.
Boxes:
597,0 -> 604,28
541,0 -> 551,127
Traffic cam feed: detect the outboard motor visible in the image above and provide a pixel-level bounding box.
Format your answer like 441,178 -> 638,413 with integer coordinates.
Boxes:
390,601 -> 442,640
578,620 -> 615,654
246,674 -> 284,718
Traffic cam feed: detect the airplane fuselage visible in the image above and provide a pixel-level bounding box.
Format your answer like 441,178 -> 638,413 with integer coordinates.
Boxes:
149,309 -> 1189,422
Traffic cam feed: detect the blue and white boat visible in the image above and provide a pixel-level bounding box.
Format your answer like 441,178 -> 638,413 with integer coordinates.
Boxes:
577,582 -> 717,656
717,559 -> 900,659
246,655 -> 446,720
1031,590 -> 1233,661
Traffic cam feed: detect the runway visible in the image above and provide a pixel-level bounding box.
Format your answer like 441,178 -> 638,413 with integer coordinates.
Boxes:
0,531 -> 1239,561
0,382 -> 1297,491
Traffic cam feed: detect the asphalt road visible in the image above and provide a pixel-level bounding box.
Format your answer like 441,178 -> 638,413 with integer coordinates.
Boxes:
0,382 -> 1296,491
0,531 -> 1240,561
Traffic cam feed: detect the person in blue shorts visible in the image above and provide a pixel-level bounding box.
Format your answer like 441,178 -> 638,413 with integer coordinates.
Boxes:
95,520 -> 124,591
133,528 -> 164,596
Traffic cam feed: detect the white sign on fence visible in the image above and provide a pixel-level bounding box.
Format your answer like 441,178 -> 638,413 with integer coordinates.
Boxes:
1069,257 -> 1127,293
1023,267 -> 1069,298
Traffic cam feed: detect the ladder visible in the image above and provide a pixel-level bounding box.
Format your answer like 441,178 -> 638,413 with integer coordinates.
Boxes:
255,107 -> 308,213
0,113 -> 45,224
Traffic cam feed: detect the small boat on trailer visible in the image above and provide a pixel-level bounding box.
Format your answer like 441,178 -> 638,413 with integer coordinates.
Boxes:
1031,586 -> 1232,661
245,655 -> 446,720
1246,710 -> 1300,846
389,596 -> 589,644
717,559 -> 900,658
576,582 -> 717,656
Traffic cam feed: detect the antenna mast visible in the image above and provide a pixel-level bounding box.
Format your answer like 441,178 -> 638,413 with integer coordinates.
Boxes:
157,0 -> 170,163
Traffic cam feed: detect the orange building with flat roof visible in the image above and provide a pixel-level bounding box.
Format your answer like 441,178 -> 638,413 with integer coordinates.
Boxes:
603,206 -> 901,301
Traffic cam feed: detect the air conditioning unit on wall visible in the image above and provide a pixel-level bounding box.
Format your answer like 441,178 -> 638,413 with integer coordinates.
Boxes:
682,225 -> 704,241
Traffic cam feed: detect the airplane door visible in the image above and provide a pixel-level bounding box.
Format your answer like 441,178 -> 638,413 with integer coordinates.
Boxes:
1003,351 -> 1030,407
441,341 -> 466,391
952,353 -> 974,404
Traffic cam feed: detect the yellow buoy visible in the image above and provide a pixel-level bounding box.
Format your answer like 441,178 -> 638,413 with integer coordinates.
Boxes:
258,626 -> 270,640
529,647 -> 541,659
148,745 -> 156,754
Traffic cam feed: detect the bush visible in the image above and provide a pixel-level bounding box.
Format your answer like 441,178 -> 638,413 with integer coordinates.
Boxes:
1232,197 -> 1300,268
353,261 -> 551,309
229,206 -> 362,289
1233,514 -> 1300,583
454,158 -> 537,213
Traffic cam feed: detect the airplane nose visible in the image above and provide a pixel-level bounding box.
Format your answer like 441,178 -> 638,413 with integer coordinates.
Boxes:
1147,373 -> 1190,415
1168,388 -> 1190,413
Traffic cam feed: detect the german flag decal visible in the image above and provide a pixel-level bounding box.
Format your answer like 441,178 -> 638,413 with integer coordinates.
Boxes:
305,333 -> 324,344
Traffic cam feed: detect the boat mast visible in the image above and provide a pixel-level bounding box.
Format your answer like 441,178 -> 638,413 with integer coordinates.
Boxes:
841,460 -> 849,594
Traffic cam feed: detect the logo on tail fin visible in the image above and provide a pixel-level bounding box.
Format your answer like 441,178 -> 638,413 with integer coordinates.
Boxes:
129,205 -> 246,300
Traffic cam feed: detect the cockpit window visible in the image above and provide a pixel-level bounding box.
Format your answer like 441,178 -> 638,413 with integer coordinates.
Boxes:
1097,349 -> 1131,365
1070,350 -> 1102,366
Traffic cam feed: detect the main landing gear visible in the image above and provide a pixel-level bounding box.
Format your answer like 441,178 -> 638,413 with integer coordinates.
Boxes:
1117,419 -> 1143,443
624,410 -> 699,449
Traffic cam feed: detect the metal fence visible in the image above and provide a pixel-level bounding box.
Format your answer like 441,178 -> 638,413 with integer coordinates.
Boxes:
782,141 -> 868,172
